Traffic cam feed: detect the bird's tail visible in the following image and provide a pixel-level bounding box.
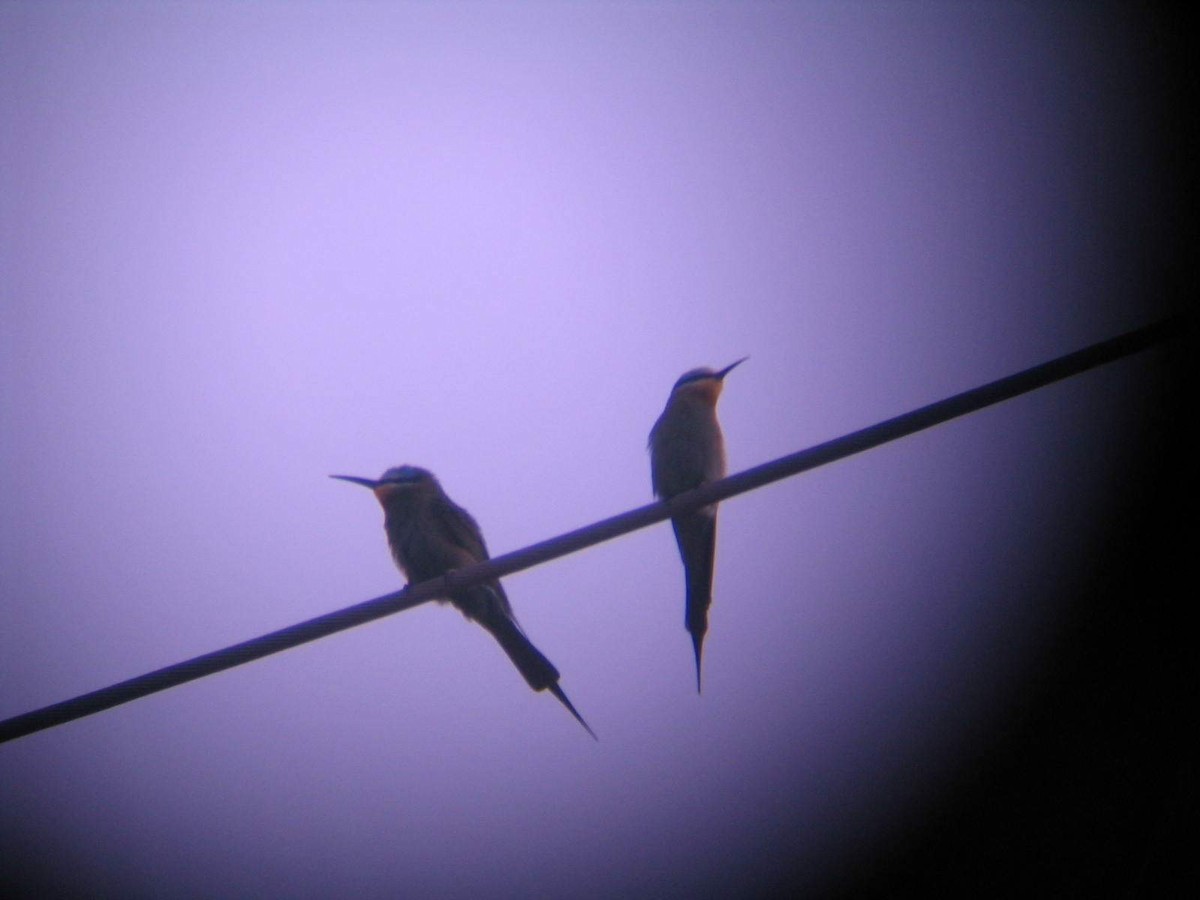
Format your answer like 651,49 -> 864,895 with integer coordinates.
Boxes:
483,611 -> 597,739
690,632 -> 705,695
546,683 -> 598,741
672,511 -> 717,694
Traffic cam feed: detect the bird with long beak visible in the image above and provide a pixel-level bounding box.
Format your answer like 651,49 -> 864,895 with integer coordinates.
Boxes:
331,465 -> 595,739
649,357 -> 746,692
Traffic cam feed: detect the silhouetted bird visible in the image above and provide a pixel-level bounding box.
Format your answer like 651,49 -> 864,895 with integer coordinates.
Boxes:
649,358 -> 746,692
332,465 -> 595,738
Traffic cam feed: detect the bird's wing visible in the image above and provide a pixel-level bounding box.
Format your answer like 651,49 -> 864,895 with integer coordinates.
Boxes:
434,497 -> 491,562
432,496 -> 516,619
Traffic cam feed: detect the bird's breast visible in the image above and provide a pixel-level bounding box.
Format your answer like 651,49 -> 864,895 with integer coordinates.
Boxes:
651,403 -> 726,497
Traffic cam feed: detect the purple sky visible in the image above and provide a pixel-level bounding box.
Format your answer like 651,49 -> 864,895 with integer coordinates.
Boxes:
1,2 -> 1186,896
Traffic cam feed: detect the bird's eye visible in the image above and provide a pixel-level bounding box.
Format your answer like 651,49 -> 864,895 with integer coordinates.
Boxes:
674,371 -> 710,389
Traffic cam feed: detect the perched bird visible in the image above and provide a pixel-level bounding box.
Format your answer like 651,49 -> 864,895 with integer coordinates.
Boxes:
331,465 -> 595,739
649,358 -> 746,692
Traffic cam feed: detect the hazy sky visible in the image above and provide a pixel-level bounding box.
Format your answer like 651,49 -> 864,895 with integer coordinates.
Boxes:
0,2 -> 1184,896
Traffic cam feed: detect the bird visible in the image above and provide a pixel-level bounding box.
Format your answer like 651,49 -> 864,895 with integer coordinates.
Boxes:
331,465 -> 596,739
649,358 -> 746,692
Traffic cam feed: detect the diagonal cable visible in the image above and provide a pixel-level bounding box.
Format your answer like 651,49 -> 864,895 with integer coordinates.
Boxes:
0,315 -> 1184,745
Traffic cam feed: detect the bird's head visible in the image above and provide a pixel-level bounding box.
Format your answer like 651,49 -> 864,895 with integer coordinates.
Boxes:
330,465 -> 437,504
670,357 -> 747,403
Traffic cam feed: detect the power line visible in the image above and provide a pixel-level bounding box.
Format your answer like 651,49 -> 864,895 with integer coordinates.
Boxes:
0,316 -> 1184,745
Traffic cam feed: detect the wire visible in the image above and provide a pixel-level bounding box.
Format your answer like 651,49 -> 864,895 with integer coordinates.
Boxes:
0,316 -> 1185,745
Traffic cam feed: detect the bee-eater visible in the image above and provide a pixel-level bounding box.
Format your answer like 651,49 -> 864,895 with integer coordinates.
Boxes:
331,465 -> 595,738
649,358 -> 746,692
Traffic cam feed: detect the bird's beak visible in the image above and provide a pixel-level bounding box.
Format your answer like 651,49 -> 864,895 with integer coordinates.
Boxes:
329,474 -> 380,489
717,356 -> 748,380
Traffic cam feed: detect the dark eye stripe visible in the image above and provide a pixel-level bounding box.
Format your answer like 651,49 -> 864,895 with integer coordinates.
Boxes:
674,371 -> 713,390
381,465 -> 429,485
